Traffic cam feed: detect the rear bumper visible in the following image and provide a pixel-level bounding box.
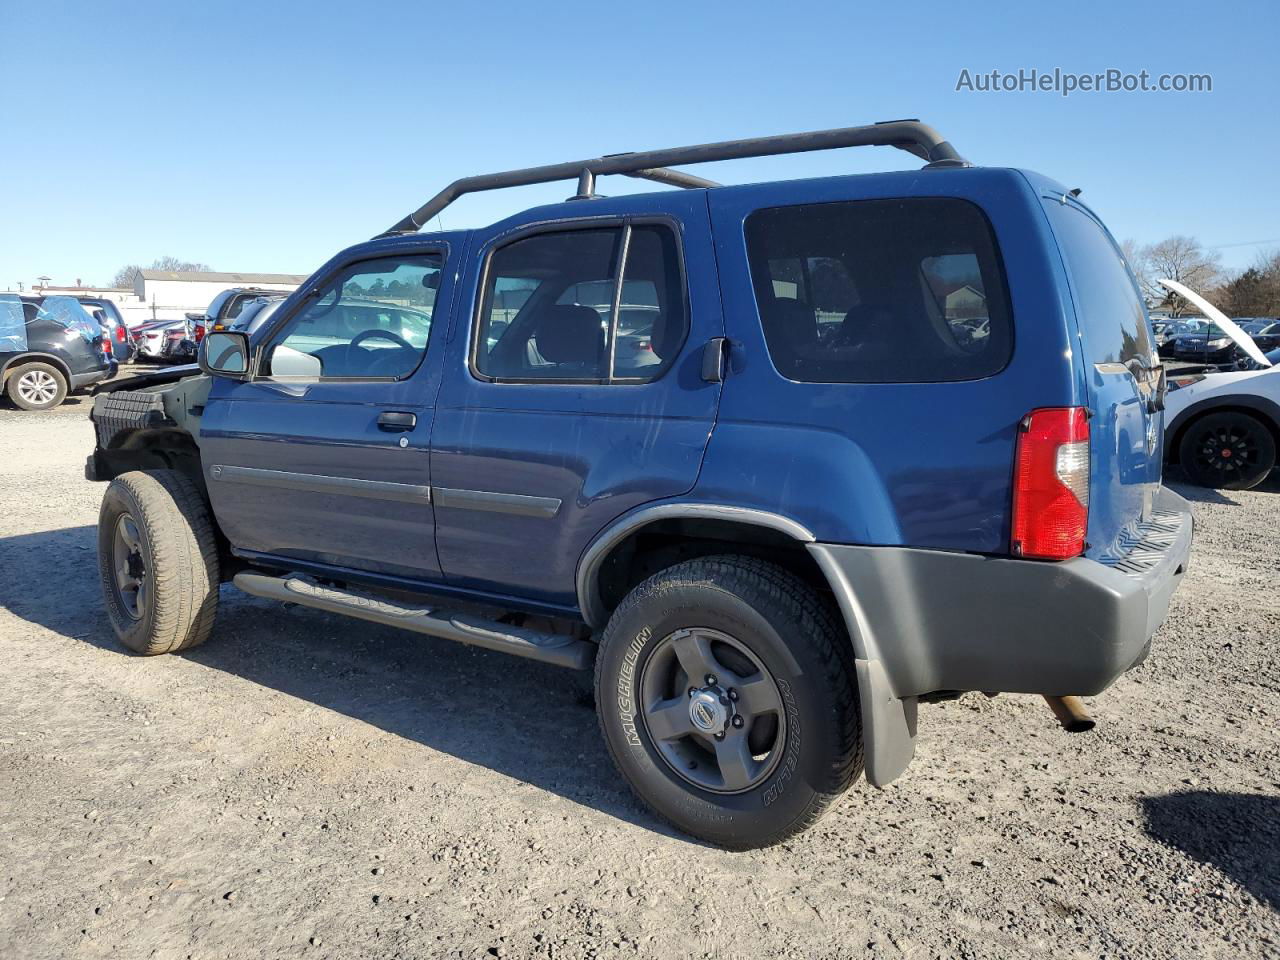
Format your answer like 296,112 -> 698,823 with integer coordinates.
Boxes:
809,486 -> 1193,699
70,362 -> 115,391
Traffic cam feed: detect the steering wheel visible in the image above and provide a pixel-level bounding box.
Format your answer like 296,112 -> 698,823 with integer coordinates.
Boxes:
350,328 -> 413,351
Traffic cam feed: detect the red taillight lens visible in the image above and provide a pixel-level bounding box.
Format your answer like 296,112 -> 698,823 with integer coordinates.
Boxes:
1011,407 -> 1090,560
115,324 -> 126,342
194,324 -> 206,343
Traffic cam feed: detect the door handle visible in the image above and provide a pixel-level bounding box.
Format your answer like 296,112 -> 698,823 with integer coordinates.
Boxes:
701,337 -> 728,382
377,411 -> 417,432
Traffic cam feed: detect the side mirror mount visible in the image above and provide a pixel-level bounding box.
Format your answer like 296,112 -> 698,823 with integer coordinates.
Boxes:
200,331 -> 252,379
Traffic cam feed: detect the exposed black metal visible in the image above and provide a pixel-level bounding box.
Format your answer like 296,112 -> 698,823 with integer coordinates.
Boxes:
382,120 -> 967,235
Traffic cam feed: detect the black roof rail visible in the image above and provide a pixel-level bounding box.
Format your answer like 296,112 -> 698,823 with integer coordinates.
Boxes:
380,119 -> 967,236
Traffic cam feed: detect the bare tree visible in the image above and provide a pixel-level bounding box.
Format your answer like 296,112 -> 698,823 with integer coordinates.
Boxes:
1215,249 -> 1280,318
1119,239 -> 1151,304
1138,236 -> 1222,317
112,257 -> 213,289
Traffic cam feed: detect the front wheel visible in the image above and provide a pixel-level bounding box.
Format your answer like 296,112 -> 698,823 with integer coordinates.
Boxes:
595,556 -> 862,849
1178,411 -> 1277,490
98,470 -> 220,654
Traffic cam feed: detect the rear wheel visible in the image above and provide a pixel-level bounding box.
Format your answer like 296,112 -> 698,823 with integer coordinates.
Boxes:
6,361 -> 67,410
595,555 -> 862,849
1178,411 -> 1276,490
98,470 -> 220,654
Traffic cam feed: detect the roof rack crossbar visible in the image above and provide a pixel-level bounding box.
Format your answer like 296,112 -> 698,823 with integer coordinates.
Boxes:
383,120 -> 965,235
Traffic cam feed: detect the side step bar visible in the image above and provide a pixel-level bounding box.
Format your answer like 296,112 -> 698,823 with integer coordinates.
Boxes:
233,573 -> 595,670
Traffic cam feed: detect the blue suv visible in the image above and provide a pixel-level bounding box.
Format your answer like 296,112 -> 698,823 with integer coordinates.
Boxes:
86,122 -> 1193,849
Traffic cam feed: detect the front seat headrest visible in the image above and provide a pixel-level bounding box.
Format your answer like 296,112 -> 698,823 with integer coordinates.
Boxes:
534,304 -> 604,367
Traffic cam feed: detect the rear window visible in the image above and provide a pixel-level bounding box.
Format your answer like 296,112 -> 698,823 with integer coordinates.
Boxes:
744,198 -> 1013,383
1043,201 -> 1152,364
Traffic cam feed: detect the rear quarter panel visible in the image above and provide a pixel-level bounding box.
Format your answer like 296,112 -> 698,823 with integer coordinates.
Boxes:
704,167 -> 1084,552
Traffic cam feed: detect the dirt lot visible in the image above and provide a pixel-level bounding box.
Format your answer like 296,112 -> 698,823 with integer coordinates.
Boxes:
1,396 -> 1277,960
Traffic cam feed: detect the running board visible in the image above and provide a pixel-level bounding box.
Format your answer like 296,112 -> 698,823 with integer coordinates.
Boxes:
233,572 -> 595,670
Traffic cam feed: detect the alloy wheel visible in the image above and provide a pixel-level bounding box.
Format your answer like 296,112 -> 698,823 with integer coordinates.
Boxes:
1193,422 -> 1259,480
638,627 -> 787,794
16,370 -> 58,406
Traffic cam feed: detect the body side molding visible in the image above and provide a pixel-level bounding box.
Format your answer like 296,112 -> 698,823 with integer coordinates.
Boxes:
432,487 -> 562,518
209,464 -> 432,503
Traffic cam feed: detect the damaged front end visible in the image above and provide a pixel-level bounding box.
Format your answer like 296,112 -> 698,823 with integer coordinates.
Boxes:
86,367 -> 211,484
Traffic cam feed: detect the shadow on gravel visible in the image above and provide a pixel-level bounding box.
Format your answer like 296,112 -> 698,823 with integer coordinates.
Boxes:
0,524 -> 110,642
1165,469 -> 1280,504
0,524 -> 688,842
1142,791 -> 1280,910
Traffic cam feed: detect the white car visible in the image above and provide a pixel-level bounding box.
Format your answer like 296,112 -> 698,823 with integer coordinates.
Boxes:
1164,347 -> 1280,489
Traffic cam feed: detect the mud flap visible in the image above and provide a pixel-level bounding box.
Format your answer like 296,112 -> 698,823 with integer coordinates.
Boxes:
855,658 -> 918,787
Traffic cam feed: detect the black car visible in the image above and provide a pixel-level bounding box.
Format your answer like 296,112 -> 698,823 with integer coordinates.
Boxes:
1,294 -> 115,409
1248,320 -> 1280,353
1169,323 -> 1238,364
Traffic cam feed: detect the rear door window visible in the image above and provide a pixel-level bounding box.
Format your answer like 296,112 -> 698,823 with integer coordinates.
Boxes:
474,223 -> 687,383
744,198 -> 1013,382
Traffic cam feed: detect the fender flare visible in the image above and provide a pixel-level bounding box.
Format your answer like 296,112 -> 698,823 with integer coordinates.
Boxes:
575,502 -> 815,628
1166,392 -> 1280,454
0,351 -> 73,386
575,502 -> 918,788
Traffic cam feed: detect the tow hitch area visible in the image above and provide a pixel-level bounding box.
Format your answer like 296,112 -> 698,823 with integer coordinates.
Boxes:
1043,695 -> 1096,732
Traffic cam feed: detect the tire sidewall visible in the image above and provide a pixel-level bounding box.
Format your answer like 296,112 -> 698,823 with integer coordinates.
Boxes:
98,480 -> 160,652
598,575 -> 843,844
8,362 -> 67,411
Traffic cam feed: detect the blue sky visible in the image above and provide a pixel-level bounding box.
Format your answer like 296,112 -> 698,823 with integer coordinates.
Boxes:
2,0 -> 1277,289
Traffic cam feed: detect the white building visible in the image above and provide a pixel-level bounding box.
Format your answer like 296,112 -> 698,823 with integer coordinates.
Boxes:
19,271 -> 308,328
133,270 -> 308,324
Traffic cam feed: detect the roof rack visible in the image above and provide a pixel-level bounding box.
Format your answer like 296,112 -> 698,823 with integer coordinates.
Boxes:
381,119 -> 967,236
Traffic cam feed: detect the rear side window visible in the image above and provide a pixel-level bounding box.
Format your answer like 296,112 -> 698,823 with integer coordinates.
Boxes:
745,198 -> 1013,383
1043,201 -> 1152,365
475,223 -> 687,383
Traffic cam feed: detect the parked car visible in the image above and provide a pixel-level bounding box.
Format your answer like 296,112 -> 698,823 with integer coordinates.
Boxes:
130,318 -> 189,360
1165,345 -> 1280,488
1,294 -> 115,409
199,287 -> 298,334
77,297 -> 134,363
161,326 -> 199,363
84,121 -> 1192,849
222,295 -> 286,336
1167,323 -> 1239,364
1246,320 -> 1280,354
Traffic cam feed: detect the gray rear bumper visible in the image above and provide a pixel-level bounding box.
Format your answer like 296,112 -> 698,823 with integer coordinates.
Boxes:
71,363 -> 115,391
809,486 -> 1193,784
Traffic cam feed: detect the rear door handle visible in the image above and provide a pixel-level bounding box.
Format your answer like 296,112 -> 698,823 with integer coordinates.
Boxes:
377,411 -> 417,432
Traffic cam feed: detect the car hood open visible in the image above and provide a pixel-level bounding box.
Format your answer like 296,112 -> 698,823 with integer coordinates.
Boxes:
1158,278 -> 1273,367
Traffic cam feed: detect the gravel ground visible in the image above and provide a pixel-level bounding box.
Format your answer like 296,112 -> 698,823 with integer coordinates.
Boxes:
0,397 -> 1277,960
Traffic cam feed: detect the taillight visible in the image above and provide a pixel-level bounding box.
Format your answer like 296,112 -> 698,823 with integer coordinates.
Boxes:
115,324 -> 126,343
1011,407 -> 1090,560
194,324 -> 206,343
